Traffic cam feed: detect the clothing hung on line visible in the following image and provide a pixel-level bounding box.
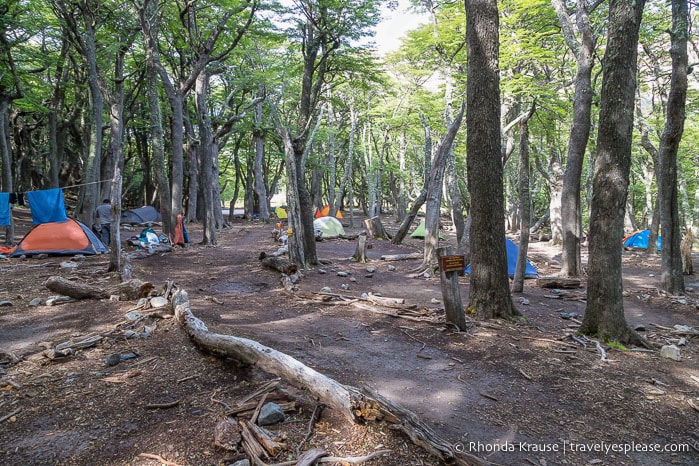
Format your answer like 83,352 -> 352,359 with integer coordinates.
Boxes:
26,188 -> 68,224
0,193 -> 10,226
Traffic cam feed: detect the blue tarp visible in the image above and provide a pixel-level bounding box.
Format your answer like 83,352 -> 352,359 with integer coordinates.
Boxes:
465,238 -> 538,278
623,230 -> 662,250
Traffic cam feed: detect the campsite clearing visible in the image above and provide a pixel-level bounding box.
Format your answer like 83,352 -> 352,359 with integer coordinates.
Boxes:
1,210 -> 698,466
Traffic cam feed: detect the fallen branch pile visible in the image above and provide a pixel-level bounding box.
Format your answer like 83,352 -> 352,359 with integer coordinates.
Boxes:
172,289 -> 487,466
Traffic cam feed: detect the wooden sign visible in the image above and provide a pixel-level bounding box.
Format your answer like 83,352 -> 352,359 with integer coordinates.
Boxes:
439,255 -> 465,275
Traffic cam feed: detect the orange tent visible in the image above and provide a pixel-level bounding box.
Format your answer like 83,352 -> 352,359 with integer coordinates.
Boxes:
315,205 -> 343,219
10,219 -> 107,257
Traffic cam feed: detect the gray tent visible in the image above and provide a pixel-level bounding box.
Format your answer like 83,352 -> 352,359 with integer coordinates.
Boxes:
120,206 -> 162,225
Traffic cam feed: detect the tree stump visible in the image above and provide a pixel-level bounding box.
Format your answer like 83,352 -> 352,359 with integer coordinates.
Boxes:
364,216 -> 391,240
351,232 -> 368,262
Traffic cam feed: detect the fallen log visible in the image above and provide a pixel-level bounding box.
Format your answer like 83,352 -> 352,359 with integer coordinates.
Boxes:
380,252 -> 422,261
536,276 -> 582,289
44,276 -> 154,300
259,253 -> 298,275
172,290 -> 486,465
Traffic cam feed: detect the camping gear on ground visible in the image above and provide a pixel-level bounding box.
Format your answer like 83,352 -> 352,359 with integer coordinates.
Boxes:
622,229 -> 661,250
26,188 -> 68,224
464,237 -> 538,278
313,216 -> 346,238
173,214 -> 189,246
410,219 -> 443,239
315,205 -> 343,219
120,206 -> 162,225
10,218 -> 107,257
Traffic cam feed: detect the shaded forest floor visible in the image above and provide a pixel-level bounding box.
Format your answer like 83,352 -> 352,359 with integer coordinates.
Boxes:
1,207 -> 699,466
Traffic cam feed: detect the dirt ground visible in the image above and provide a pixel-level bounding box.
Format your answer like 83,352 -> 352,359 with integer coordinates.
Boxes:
1,208 -> 699,466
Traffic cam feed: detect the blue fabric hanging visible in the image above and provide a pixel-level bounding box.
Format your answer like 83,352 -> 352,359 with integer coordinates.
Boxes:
26,188 -> 68,224
0,193 -> 10,226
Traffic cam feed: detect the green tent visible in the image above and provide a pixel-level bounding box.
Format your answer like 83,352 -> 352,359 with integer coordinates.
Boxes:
410,219 -> 443,239
275,206 -> 288,219
313,216 -> 346,238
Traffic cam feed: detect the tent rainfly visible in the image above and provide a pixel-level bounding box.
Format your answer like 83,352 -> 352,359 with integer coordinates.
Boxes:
120,206 -> 162,225
622,229 -> 661,250
465,238 -> 538,279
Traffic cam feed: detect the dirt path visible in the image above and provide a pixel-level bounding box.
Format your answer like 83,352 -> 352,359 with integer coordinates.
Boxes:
1,214 -> 698,465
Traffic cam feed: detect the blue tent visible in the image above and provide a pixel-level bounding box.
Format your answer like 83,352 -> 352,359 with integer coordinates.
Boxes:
465,238 -> 538,278
623,230 -> 661,250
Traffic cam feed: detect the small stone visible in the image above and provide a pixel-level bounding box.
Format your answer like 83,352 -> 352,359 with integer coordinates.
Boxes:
318,269 -> 327,275
387,265 -> 396,271
341,283 -> 350,290
518,297 -> 530,305
258,402 -> 285,426
659,344 -> 681,361
633,324 -> 646,332
150,296 -> 169,308
125,310 -> 142,321
104,352 -> 122,367
320,286 -> 331,293
361,293 -> 369,299
337,271 -> 349,277
674,325 -> 692,332
366,267 -> 376,273
365,274 -> 374,278
0,300 -> 14,307
349,277 -> 357,282
60,261 -> 78,269
28,297 -> 43,307
231,460 -> 251,466
678,337 -> 687,346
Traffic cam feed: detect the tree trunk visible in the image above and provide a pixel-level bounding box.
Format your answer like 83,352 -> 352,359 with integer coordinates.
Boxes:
139,0 -> 172,236
466,0 -> 517,319
553,0 -> 596,277
418,102 -> 465,272
333,106 -> 357,220
513,103 -> 536,292
580,0 -> 647,345
77,9 -> 103,228
196,73 -> 217,245
253,101 -> 270,223
658,0 -> 689,293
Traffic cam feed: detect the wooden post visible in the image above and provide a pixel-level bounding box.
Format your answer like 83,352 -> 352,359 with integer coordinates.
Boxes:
437,247 -> 467,331
109,168 -> 122,273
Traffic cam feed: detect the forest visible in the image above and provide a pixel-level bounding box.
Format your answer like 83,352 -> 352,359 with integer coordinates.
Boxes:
1,0 -> 698,342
